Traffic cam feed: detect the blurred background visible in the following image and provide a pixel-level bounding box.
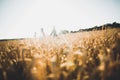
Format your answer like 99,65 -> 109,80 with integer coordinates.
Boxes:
0,0 -> 120,39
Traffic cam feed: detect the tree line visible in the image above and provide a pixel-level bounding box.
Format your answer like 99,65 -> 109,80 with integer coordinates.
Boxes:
71,22 -> 120,33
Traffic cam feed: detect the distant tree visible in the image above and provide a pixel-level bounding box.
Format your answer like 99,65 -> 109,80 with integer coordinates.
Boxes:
113,22 -> 120,28
40,28 -> 45,37
50,27 -> 57,36
60,30 -> 69,34
34,32 -> 36,39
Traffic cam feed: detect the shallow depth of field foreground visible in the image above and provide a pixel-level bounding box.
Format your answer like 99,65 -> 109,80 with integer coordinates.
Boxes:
0,28 -> 120,80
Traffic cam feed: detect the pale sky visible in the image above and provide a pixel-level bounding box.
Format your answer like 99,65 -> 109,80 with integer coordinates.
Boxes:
0,0 -> 120,39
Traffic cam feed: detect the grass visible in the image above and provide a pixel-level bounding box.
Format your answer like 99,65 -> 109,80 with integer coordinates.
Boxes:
0,28 -> 120,80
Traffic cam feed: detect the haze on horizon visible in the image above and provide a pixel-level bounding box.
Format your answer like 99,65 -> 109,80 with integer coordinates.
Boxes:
0,0 -> 120,39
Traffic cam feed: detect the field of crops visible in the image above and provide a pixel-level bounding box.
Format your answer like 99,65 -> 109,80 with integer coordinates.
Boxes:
0,28 -> 120,80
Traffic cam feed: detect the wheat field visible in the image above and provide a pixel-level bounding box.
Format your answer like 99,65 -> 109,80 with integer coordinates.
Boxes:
0,28 -> 120,80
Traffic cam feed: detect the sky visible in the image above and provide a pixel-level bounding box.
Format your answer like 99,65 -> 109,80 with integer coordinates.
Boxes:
0,0 -> 120,39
